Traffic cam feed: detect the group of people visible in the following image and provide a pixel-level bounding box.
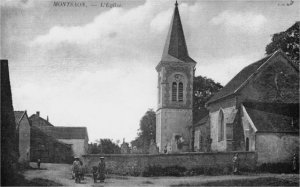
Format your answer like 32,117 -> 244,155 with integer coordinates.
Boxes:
72,156 -> 106,184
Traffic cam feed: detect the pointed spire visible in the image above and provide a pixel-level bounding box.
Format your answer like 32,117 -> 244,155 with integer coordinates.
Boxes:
161,1 -> 196,63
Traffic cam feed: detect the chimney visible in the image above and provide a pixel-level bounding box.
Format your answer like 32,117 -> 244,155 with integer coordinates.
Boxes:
47,116 -> 49,122
36,111 -> 40,117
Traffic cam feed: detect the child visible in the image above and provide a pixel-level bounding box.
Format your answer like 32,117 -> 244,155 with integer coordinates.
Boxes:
92,166 -> 98,183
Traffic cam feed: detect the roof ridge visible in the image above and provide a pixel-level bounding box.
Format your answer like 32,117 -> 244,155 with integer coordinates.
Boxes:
206,50 -> 285,105
233,50 -> 280,94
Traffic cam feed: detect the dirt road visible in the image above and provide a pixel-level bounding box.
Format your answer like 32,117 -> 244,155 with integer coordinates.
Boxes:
23,162 -> 299,186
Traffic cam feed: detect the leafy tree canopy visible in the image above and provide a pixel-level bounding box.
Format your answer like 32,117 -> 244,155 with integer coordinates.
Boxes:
131,109 -> 156,153
193,75 -> 223,123
88,138 -> 121,154
266,21 -> 299,64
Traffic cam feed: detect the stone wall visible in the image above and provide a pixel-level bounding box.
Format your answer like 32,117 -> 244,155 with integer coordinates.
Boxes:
210,106 -> 237,152
156,108 -> 192,153
82,152 -> 256,175
256,133 -> 299,164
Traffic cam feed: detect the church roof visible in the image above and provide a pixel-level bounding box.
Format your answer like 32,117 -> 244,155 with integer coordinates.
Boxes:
38,126 -> 88,140
194,115 -> 209,127
206,50 -> 295,105
14,111 -> 26,125
161,2 -> 196,64
243,102 -> 299,133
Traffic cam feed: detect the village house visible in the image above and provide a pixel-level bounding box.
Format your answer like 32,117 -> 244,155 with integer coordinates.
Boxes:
30,126 -> 73,163
200,50 -> 299,163
37,126 -> 89,157
29,112 -> 89,157
14,111 -> 31,164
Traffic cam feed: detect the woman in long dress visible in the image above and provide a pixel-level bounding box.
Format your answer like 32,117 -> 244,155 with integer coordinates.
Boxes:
98,157 -> 106,182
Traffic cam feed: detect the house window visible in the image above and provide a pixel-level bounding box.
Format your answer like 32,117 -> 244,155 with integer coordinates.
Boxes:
172,82 -> 177,101
218,110 -> 224,141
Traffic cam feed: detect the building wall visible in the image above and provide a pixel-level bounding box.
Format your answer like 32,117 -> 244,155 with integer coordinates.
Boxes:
194,121 -> 211,152
156,108 -> 192,153
156,62 -> 194,153
82,152 -> 256,175
256,133 -> 299,164
30,127 -> 73,163
58,139 -> 87,157
18,116 -> 31,163
210,105 -> 237,152
240,106 -> 256,151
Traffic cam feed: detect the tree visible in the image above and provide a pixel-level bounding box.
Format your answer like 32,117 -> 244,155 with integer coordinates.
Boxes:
266,21 -> 299,65
88,139 -> 121,154
131,109 -> 156,153
193,75 -> 223,123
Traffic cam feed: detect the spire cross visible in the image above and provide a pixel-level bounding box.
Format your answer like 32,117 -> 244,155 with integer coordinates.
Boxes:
175,0 -> 178,7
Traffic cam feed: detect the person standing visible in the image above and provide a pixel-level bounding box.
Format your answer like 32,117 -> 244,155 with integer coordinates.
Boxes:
72,157 -> 81,183
232,153 -> 239,175
292,153 -> 298,173
37,158 -> 41,169
98,157 -> 106,183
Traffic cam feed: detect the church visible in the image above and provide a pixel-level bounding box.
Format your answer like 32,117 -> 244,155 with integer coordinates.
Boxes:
155,1 -> 299,164
155,1 -> 196,153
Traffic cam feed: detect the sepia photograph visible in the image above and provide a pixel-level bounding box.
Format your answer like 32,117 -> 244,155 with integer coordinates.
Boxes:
1,0 -> 299,186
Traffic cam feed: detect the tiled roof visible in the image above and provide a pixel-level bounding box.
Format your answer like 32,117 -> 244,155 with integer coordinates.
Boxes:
194,115 -> 209,127
243,101 -> 299,117
38,126 -> 88,140
29,114 -> 54,127
14,111 -> 26,124
161,3 -> 196,64
207,51 -> 282,105
31,126 -> 72,147
244,102 -> 299,133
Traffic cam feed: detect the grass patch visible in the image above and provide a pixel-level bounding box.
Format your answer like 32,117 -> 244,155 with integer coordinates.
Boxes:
258,163 -> 298,174
171,177 -> 299,186
5,173 -> 62,186
27,178 -> 63,186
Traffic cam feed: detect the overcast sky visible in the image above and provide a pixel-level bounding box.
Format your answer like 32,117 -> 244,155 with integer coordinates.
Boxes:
1,0 -> 299,143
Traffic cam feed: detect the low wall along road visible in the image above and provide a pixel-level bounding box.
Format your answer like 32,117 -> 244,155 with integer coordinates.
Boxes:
82,151 -> 256,176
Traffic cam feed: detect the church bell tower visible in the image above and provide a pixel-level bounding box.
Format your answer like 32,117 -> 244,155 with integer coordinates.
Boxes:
156,1 -> 197,153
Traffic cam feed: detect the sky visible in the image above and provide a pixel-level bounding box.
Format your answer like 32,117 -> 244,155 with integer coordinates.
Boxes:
1,0 -> 299,143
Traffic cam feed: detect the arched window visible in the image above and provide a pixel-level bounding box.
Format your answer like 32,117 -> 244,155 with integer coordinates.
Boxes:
178,82 -> 183,101
172,82 -> 177,101
218,110 -> 224,141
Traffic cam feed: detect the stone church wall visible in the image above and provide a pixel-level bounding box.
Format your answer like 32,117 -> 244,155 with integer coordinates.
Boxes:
210,105 -> 236,152
157,108 -> 192,153
82,151 -> 256,175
